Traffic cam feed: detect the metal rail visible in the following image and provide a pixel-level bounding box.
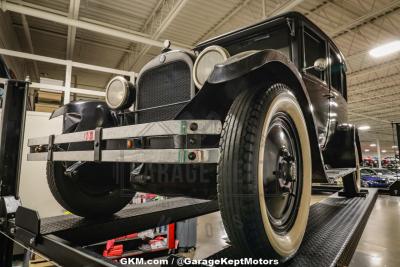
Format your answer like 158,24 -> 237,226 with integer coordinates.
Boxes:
28,148 -> 220,163
27,120 -> 222,164
28,120 -> 222,146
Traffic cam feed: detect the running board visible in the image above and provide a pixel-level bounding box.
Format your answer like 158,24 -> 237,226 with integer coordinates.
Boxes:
166,188 -> 378,267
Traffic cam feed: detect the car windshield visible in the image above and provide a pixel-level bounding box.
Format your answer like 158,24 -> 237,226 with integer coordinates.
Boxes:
375,169 -> 394,175
362,169 -> 375,174
225,26 -> 291,59
361,169 -> 373,175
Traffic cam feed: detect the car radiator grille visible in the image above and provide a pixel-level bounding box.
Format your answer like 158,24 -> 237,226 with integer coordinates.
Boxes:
137,61 -> 192,123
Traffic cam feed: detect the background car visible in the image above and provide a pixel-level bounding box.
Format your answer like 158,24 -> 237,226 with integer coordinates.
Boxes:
372,168 -> 400,183
362,157 -> 379,168
360,168 -> 390,187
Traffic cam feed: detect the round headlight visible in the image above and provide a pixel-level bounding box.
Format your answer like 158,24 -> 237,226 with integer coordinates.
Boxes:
193,45 -> 229,88
105,76 -> 135,110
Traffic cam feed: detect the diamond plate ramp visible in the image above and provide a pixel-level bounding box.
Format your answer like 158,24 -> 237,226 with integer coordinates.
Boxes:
285,188 -> 378,267
203,189 -> 377,267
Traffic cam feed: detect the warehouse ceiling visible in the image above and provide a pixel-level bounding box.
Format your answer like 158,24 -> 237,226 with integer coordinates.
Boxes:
1,0 -> 400,155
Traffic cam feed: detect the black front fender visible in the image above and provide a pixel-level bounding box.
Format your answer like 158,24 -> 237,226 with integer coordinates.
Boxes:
51,101 -> 117,150
51,101 -> 116,133
177,49 -> 328,182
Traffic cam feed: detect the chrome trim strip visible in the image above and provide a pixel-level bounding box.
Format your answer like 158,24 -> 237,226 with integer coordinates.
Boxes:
28,120 -> 222,146
28,148 -> 220,164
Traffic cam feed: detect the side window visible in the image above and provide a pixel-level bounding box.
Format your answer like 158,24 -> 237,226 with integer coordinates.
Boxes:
329,48 -> 344,94
303,29 -> 326,81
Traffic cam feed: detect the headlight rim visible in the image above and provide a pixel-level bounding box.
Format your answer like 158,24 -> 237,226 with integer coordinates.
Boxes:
105,76 -> 135,110
193,45 -> 230,89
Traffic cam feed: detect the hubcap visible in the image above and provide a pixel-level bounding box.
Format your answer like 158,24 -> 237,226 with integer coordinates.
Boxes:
262,112 -> 302,234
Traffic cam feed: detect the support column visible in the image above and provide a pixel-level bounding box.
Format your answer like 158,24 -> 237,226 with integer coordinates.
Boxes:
0,237 -> 13,267
64,60 -> 72,104
377,138 -> 382,168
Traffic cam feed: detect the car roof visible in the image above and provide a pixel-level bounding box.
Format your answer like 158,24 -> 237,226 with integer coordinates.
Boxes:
195,11 -> 345,67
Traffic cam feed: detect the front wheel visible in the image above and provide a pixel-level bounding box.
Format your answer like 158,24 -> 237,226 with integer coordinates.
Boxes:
47,162 -> 133,218
218,83 -> 311,260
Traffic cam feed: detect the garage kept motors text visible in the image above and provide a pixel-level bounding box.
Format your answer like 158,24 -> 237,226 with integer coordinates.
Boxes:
120,257 -> 279,266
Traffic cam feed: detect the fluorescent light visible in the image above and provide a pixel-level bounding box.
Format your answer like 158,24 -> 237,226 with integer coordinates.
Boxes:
365,149 -> 370,152
382,150 -> 387,153
370,144 -> 377,147
369,40 -> 400,58
358,125 -> 370,131
392,145 -> 398,148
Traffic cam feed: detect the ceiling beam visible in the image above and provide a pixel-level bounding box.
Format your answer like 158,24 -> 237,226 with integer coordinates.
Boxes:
12,23 -> 143,54
112,0 -> 165,73
269,0 -> 305,15
330,0 -> 400,38
348,111 -> 391,124
127,0 -> 190,71
66,0 -> 80,60
194,0 -> 253,44
348,57 -> 400,80
7,0 -> 152,38
349,84 -> 400,98
196,0 -> 305,45
0,1 -> 188,51
351,105 -> 400,117
350,96 -> 400,111
20,14 -> 39,80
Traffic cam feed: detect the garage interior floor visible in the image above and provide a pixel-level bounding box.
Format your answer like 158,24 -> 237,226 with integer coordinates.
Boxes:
11,193 -> 400,267
189,193 -> 400,267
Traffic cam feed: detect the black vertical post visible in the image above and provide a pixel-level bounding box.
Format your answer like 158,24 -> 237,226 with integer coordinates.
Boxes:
0,80 -> 29,267
396,124 -> 400,160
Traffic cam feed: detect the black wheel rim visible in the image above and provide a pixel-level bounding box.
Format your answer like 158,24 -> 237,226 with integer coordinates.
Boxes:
262,112 -> 302,234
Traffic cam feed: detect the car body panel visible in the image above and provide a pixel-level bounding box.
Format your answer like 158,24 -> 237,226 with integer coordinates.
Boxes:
38,11 -> 360,197
361,174 -> 389,188
177,48 -> 328,182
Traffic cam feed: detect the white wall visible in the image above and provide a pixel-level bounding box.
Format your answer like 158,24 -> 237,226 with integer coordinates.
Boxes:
19,111 -> 65,217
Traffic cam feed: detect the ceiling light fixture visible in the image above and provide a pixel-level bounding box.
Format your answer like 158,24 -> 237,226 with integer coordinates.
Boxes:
381,150 -> 387,153
392,145 -> 398,148
369,40 -> 400,58
358,125 -> 370,131
370,144 -> 377,147
365,149 -> 370,152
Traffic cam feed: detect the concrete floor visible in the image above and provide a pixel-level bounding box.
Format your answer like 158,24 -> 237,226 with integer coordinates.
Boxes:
191,194 -> 400,266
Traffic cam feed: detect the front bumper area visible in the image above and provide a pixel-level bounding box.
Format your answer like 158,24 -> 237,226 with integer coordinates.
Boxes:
27,120 -> 222,164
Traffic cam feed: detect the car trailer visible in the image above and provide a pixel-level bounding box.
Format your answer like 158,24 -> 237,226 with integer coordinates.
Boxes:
0,81 -> 378,267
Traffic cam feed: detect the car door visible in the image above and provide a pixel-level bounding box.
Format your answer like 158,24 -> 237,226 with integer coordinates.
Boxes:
302,27 -> 330,147
327,46 -> 348,142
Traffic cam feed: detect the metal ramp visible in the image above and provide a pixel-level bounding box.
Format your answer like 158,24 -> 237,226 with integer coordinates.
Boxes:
167,188 -> 378,267
8,197 -> 218,267
3,189 -> 378,267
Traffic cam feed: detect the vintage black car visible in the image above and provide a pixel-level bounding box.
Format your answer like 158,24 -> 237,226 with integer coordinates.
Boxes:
27,12 -> 362,259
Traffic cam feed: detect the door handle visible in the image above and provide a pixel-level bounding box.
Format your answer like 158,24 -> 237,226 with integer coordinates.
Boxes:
323,94 -> 336,99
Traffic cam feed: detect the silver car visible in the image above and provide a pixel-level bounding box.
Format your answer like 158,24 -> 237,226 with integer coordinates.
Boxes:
370,168 -> 399,183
